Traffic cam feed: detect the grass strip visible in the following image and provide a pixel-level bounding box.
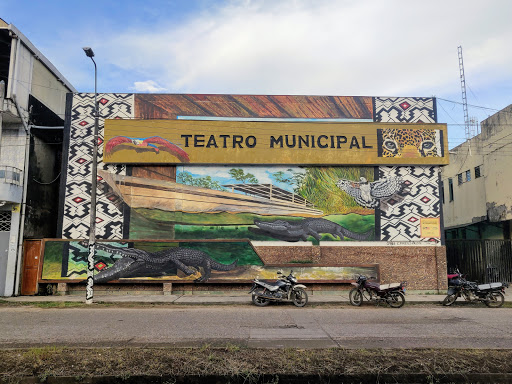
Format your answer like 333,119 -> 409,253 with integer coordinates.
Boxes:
1,346 -> 511,382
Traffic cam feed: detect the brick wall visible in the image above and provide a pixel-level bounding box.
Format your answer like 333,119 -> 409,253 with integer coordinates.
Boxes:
254,245 -> 447,291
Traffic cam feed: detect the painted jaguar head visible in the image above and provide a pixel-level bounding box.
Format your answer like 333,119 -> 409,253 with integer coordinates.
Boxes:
377,128 -> 443,158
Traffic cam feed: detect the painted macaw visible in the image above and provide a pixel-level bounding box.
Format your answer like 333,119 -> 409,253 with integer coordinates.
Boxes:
105,136 -> 190,162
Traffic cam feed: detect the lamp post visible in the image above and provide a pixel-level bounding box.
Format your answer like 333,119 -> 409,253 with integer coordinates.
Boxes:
83,47 -> 98,304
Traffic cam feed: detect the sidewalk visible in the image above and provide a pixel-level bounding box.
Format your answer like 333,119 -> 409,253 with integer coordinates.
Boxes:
1,293 -> 455,305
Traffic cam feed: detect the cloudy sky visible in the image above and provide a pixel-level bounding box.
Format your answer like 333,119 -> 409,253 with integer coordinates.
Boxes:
1,0 -> 511,148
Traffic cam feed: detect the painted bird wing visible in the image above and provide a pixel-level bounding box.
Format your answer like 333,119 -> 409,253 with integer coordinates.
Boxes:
369,177 -> 403,198
105,136 -> 133,154
142,136 -> 190,163
337,179 -> 380,208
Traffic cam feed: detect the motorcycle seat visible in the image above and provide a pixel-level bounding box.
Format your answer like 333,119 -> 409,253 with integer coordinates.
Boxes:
255,280 -> 280,291
378,283 -> 401,290
477,282 -> 502,290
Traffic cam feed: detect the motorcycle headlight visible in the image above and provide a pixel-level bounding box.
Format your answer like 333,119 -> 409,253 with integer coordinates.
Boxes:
290,277 -> 297,283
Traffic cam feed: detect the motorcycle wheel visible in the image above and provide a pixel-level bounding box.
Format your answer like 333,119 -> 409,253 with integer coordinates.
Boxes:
386,291 -> 405,308
252,289 -> 270,307
485,292 -> 504,308
349,288 -> 363,306
292,288 -> 308,307
442,294 -> 457,306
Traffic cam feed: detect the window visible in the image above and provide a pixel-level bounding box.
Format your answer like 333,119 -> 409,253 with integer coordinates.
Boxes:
475,165 -> 482,178
465,169 -> 471,182
0,211 -> 11,232
448,178 -> 454,202
457,173 -> 463,185
441,180 -> 445,204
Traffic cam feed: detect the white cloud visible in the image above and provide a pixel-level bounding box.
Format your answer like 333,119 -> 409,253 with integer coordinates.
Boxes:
131,80 -> 167,93
96,0 -> 512,99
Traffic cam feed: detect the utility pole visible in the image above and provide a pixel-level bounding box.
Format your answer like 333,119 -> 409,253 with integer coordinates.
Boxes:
82,47 -> 98,305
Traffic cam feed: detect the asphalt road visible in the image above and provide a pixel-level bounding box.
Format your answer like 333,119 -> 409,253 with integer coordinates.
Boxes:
2,304 -> 512,349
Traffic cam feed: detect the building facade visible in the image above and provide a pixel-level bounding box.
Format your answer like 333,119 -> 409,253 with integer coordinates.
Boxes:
442,104 -> 512,240
37,94 -> 449,294
0,19 -> 75,296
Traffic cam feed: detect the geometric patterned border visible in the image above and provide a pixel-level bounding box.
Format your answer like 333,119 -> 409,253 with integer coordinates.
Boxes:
373,97 -> 436,123
378,165 -> 441,242
374,96 -> 440,242
60,93 -> 133,239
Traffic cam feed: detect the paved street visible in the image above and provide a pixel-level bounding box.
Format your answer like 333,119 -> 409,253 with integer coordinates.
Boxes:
2,304 -> 512,349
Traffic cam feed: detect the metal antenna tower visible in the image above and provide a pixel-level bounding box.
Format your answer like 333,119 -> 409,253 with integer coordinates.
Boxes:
458,46 -> 470,141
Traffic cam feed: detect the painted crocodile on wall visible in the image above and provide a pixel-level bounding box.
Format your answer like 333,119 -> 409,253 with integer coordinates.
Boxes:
250,218 -> 373,242
93,243 -> 237,283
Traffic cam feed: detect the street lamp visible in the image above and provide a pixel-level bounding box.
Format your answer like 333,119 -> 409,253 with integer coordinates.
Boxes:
82,46 -> 99,304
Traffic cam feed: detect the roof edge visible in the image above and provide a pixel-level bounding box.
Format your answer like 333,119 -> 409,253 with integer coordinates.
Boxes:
3,23 -> 77,93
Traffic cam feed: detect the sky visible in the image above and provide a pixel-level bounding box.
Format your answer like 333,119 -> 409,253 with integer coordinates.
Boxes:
1,0 -> 512,149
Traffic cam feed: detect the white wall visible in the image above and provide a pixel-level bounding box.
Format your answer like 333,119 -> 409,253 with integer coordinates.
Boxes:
442,105 -> 512,229
31,60 -> 68,120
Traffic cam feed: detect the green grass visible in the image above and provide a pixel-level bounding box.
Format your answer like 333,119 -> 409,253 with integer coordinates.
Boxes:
298,166 -> 375,215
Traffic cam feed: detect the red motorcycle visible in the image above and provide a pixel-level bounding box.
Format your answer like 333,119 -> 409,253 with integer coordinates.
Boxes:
349,275 -> 407,308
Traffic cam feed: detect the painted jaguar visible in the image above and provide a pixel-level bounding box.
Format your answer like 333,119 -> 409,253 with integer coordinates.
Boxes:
377,128 -> 443,158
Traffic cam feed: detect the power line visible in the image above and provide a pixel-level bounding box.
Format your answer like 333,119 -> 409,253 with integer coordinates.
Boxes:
437,97 -> 512,115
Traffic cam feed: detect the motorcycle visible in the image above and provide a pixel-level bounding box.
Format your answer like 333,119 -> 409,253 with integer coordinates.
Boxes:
349,275 -> 406,308
249,270 -> 308,307
443,269 -> 508,308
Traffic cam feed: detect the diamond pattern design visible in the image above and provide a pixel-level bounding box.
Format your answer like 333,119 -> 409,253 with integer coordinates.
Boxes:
95,261 -> 107,271
399,101 -> 411,110
60,93 -> 133,240
378,165 -> 441,243
374,97 -> 436,123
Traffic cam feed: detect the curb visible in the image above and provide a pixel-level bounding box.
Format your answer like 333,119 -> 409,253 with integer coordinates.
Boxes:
1,297 -> 448,306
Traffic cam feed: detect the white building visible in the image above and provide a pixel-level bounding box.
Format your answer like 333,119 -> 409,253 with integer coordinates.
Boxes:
0,18 -> 75,296
442,104 -> 512,240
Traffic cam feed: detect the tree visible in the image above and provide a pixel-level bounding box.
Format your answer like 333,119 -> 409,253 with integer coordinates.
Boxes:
228,168 -> 258,184
272,170 -> 292,184
272,169 -> 306,193
177,171 -> 226,191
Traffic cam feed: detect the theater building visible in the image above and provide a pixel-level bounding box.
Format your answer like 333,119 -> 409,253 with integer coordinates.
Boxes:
25,94 -> 449,295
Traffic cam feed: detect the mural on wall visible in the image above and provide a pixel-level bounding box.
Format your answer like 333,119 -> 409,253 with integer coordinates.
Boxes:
40,240 -> 379,283
59,93 -> 133,240
336,176 -> 404,209
60,94 -> 442,244
377,128 -> 444,158
105,135 -> 190,162
110,165 -> 378,242
92,243 -> 237,283
373,97 -> 441,243
54,94 -> 443,283
60,94 -> 376,241
373,97 -> 436,124
377,166 -> 441,242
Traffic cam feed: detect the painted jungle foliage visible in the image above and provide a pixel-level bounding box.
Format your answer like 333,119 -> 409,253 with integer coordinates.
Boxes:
121,166 -> 382,243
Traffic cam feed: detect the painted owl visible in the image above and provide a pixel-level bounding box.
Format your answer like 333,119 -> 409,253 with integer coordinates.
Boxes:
377,128 -> 444,158
336,177 -> 403,209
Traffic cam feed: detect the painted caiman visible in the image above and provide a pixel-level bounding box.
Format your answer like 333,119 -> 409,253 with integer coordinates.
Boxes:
250,218 -> 374,242
93,243 -> 237,283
